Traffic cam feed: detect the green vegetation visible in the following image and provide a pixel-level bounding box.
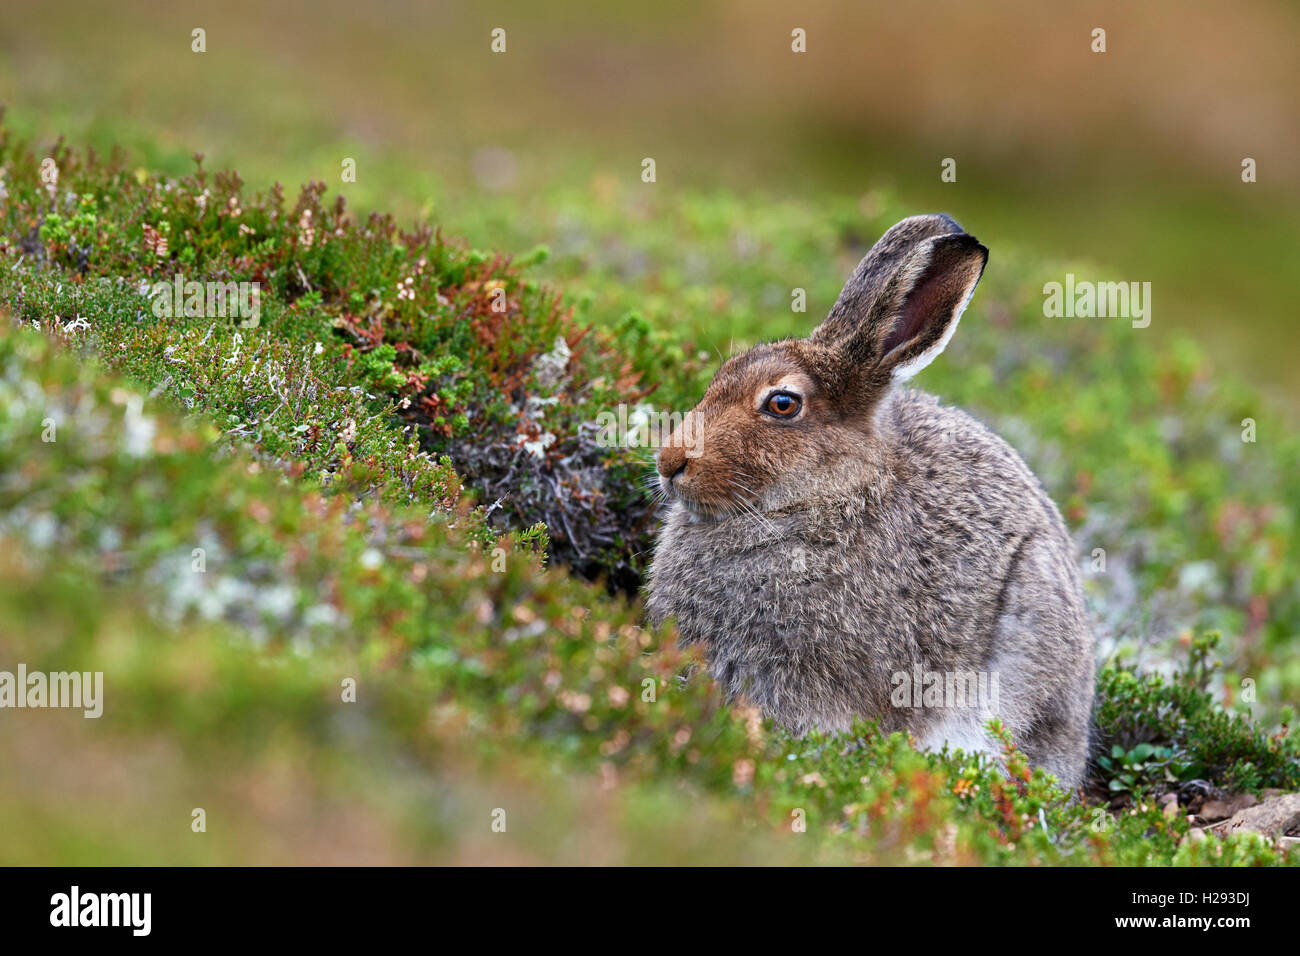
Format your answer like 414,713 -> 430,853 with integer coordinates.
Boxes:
1097,634 -> 1298,796
1,122 -> 1297,864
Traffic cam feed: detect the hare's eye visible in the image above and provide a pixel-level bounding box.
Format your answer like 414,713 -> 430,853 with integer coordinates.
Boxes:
764,391 -> 801,418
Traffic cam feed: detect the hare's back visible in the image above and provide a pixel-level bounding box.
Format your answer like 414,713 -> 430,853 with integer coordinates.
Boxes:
881,387 -> 1065,539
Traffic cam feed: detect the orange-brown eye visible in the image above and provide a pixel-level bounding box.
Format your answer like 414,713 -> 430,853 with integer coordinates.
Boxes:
764,391 -> 801,418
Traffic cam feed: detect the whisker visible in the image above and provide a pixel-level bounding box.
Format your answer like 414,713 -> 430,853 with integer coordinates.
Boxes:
718,475 -> 780,541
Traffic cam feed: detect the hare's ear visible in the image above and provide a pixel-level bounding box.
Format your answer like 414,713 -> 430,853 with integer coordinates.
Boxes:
810,213 -> 966,347
821,231 -> 987,382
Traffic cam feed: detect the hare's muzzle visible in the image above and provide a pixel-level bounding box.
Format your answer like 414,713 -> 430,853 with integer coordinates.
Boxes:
657,410 -> 701,494
657,442 -> 688,491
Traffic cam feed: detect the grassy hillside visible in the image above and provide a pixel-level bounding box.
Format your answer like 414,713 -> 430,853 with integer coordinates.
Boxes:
1,124 -> 1297,864
6,0 -> 1298,405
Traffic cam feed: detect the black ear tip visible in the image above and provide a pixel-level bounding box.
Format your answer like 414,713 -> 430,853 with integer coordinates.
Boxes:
924,233 -> 989,284
965,237 -> 990,273
926,214 -> 985,251
933,231 -> 988,259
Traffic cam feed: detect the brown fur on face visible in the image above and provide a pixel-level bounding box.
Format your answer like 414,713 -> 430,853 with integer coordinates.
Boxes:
647,215 -> 1096,792
657,341 -> 888,516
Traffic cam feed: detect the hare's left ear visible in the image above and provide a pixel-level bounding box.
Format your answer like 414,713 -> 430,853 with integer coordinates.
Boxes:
823,232 -> 988,382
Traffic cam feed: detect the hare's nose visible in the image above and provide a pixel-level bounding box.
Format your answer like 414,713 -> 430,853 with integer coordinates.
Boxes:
657,444 -> 687,486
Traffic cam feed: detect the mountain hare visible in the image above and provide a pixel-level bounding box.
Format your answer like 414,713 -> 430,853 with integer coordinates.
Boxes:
646,214 -> 1094,790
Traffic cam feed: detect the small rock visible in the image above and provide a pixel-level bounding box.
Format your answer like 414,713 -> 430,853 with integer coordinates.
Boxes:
1214,793 -> 1300,839
1199,792 -> 1258,822
1185,827 -> 1207,843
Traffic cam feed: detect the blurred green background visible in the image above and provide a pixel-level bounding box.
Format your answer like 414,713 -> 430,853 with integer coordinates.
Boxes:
2,0 -> 1296,401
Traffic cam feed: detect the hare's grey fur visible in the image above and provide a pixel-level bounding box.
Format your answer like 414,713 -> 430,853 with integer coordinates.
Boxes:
646,214 -> 1095,791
